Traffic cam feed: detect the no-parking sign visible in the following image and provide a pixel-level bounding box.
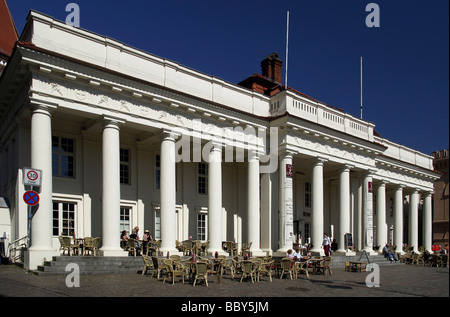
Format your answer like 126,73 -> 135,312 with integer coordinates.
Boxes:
23,190 -> 40,206
23,168 -> 42,187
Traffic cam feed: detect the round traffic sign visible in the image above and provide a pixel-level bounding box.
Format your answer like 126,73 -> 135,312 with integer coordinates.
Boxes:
23,190 -> 40,206
27,170 -> 39,181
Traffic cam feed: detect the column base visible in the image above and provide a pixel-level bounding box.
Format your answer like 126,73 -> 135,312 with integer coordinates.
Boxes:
99,247 -> 128,257
361,248 -> 378,256
249,249 -> 266,257
159,248 -> 183,257
26,248 -> 58,271
334,249 -> 356,256
207,248 -> 228,257
308,248 -> 325,256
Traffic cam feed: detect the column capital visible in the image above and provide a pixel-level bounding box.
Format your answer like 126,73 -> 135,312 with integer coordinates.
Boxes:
29,98 -> 57,115
279,149 -> 296,160
313,156 -> 328,165
160,129 -> 181,142
102,116 -> 125,130
340,164 -> 354,172
421,190 -> 434,197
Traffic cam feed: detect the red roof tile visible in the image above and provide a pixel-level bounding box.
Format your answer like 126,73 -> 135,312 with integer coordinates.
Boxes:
0,0 -> 19,57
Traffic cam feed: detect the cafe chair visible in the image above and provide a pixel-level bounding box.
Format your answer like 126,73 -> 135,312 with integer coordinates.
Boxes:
319,256 -> 332,275
163,259 -> 185,285
208,259 -> 224,284
222,258 -> 238,279
295,259 -> 310,280
151,256 -> 166,280
141,255 -> 153,276
279,257 -> 294,280
59,236 -> 78,256
193,261 -> 209,287
83,237 -> 100,256
240,260 -> 258,283
127,238 -> 138,256
257,260 -> 274,282
241,242 -> 252,257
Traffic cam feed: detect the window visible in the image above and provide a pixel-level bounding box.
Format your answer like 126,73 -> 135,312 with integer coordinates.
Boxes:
155,154 -> 161,190
304,222 -> 311,244
197,213 -> 207,241
154,208 -> 161,240
53,202 -> 76,236
198,163 -> 208,195
120,207 -> 131,233
305,182 -> 311,207
120,148 -> 130,185
52,136 -> 75,177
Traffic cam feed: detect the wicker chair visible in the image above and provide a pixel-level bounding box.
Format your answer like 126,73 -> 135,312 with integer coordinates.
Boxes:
127,238 -> 138,256
142,255 -> 153,276
241,242 -> 252,257
279,257 -> 294,280
83,237 -> 100,256
319,256 -> 332,275
240,260 -> 258,283
151,256 -> 166,280
59,236 -> 77,256
221,257 -> 238,279
163,259 -> 185,285
257,260 -> 274,282
295,259 -> 310,279
208,259 -> 224,284
193,261 -> 209,287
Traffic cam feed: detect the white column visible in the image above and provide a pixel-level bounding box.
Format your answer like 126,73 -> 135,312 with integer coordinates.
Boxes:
337,165 -> 352,253
260,172 -> 273,255
311,158 -> 326,255
408,189 -> 420,253
207,142 -> 224,255
393,185 -> 404,254
248,152 -> 263,255
362,172 -> 376,254
276,152 -> 294,254
100,118 -> 126,256
28,104 -> 57,270
423,192 -> 433,252
376,181 -> 388,249
159,131 -> 178,255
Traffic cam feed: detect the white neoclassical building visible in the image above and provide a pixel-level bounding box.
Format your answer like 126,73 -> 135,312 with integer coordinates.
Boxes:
0,11 -> 439,270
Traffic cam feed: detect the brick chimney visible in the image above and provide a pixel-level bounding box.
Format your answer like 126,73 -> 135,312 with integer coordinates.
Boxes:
261,52 -> 283,84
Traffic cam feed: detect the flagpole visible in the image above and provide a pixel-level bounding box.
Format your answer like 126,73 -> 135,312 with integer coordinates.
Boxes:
360,56 -> 363,119
285,11 -> 290,89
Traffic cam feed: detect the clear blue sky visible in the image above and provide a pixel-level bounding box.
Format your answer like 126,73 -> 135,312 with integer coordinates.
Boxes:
7,0 -> 449,156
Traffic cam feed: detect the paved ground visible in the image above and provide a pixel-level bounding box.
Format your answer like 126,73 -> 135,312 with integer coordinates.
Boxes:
0,263 -> 448,312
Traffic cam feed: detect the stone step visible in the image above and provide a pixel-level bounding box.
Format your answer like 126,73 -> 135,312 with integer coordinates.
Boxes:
34,253 -> 400,276
35,255 -> 145,276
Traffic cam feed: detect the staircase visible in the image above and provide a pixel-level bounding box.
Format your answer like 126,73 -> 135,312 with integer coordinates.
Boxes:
35,255 -> 144,276
34,252 -> 399,276
327,253 -> 400,268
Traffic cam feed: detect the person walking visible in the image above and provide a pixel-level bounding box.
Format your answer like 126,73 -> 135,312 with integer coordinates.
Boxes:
323,233 -> 331,256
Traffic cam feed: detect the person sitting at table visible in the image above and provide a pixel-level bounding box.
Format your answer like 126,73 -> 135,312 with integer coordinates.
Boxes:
382,244 -> 398,262
293,247 -> 303,261
287,249 -> 294,259
120,230 -> 128,249
130,228 -> 141,253
142,229 -> 153,254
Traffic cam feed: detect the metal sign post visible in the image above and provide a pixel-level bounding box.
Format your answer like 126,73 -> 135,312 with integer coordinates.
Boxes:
22,168 -> 42,263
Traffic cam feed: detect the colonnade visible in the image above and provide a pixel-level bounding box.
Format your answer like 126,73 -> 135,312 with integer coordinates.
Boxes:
27,105 -> 434,269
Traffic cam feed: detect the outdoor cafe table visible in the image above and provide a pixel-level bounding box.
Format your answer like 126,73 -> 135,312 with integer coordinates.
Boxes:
309,257 -> 324,274
74,238 -> 84,256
